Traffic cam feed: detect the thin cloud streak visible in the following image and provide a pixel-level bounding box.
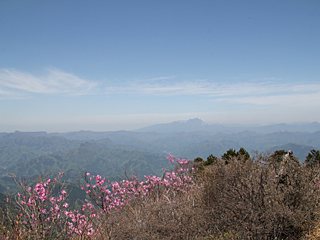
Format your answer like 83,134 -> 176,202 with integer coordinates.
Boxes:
0,88 -> 24,99
0,68 -> 97,98
141,75 -> 177,83
1,68 -> 319,109
221,92 -> 320,106
106,80 -> 320,106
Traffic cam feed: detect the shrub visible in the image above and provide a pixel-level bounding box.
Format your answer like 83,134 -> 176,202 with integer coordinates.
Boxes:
0,151 -> 319,239
2,174 -> 96,240
201,153 -> 320,240
305,149 -> 320,168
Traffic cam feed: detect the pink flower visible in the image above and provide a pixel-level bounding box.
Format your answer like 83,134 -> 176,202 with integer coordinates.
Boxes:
95,175 -> 102,182
167,153 -> 175,164
177,159 -> 189,165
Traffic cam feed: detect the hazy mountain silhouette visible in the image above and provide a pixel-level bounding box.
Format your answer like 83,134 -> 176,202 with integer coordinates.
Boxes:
138,119 -> 320,134
137,118 -> 210,133
0,118 -> 320,193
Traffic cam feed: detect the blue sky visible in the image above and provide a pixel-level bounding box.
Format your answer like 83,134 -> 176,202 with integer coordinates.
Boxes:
0,0 -> 320,131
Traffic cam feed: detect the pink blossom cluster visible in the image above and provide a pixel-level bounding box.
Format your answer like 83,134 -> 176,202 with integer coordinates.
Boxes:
167,153 -> 191,166
14,154 -> 194,239
82,154 -> 194,213
17,177 -> 67,224
64,203 -> 95,237
82,173 -> 142,212
16,175 -> 97,239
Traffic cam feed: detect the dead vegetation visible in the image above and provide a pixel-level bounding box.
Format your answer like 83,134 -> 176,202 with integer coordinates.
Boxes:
1,150 -> 320,240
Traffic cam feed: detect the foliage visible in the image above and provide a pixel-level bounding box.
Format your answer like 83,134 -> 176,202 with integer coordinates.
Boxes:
6,173 -> 96,240
0,154 -> 194,239
0,149 -> 320,239
201,151 -> 320,240
221,147 -> 250,164
194,157 -> 204,163
305,149 -> 320,168
205,154 -> 217,166
82,156 -> 193,214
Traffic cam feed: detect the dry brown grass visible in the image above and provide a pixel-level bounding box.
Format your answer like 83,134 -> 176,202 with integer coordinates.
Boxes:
1,152 -> 320,240
307,221 -> 320,240
90,186 -> 209,240
87,153 -> 320,240
200,155 -> 320,240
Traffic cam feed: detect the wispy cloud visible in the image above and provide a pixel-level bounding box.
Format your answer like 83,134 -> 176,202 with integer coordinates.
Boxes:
214,82 -> 320,107
106,79 -> 320,106
2,68 -> 319,109
140,75 -> 177,83
223,92 -> 320,107
0,68 -> 97,98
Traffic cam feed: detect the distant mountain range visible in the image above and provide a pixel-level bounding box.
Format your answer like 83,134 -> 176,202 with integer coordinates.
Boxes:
138,118 -> 212,133
0,119 -> 319,193
138,118 -> 320,134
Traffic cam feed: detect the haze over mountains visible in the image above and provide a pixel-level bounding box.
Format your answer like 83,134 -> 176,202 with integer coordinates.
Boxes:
138,118 -> 320,133
0,118 -> 319,192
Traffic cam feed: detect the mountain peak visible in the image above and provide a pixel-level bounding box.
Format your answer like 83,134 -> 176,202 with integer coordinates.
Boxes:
137,118 -> 207,133
185,118 -> 205,124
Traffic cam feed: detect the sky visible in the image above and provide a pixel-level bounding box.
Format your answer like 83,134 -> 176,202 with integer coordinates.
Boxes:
0,0 -> 320,132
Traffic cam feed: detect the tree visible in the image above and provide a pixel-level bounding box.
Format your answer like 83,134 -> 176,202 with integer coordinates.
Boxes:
270,150 -> 287,162
205,154 -> 217,166
222,149 -> 238,164
222,148 -> 250,164
305,149 -> 320,168
238,147 -> 250,161
194,157 -> 204,163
